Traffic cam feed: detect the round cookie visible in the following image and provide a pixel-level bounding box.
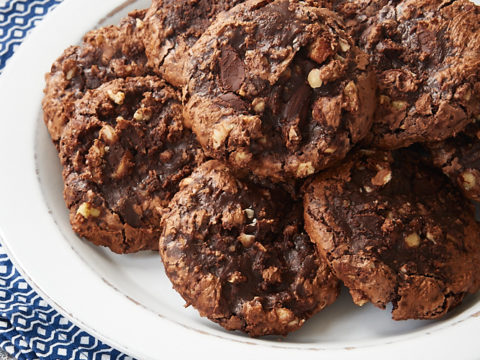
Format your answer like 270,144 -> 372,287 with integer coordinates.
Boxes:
160,160 -> 339,336
184,0 -> 376,182
43,10 -> 149,145
303,148 -> 480,320
141,0 -> 244,87
60,76 -> 204,254
427,122 -> 480,202
355,0 -> 480,149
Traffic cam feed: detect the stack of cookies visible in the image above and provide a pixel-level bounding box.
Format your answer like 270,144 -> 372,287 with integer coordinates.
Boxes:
42,0 -> 480,336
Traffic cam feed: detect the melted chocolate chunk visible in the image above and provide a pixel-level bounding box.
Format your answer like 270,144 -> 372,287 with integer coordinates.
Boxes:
220,47 -> 246,92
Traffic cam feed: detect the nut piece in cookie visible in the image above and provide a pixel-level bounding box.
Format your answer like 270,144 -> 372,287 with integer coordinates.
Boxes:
43,10 -> 149,145
303,148 -> 480,320
160,160 -> 339,336
427,122 -> 480,202
346,0 -> 480,149
184,0 -> 376,182
141,0 -> 244,87
60,76 -> 204,254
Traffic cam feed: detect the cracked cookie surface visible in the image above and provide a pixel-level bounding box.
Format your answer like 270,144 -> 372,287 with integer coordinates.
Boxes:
160,160 -> 339,336
43,10 -> 150,145
184,0 -> 376,182
427,122 -> 480,202
303,148 -> 480,320
60,76 -> 204,254
141,0 -> 244,87
337,0 -> 480,149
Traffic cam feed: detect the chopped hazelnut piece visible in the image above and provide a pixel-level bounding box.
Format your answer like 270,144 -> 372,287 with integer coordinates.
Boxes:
371,169 -> 392,186
227,271 -> 246,284
135,18 -> 144,29
107,90 -> 125,105
405,233 -> 421,248
99,125 -> 117,144
180,177 -> 194,187
238,233 -> 255,247
257,136 -> 267,145
275,308 -> 294,323
77,202 -> 100,219
262,266 -> 281,283
296,162 -> 315,177
243,208 -> 255,219
343,81 -> 359,110
355,299 -> 368,306
90,142 -> 105,158
338,38 -> 351,52
112,152 -> 133,179
426,232 -> 437,244
65,68 -> 76,80
288,127 -> 298,140
379,95 -> 391,105
391,100 -> 408,111
461,171 -> 476,191
212,123 -> 234,149
307,69 -> 323,88
288,319 -> 300,327
234,151 -> 250,163
133,107 -> 152,121
252,98 -> 265,113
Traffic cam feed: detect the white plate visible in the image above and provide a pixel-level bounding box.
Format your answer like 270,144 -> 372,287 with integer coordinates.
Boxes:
0,1 -> 479,359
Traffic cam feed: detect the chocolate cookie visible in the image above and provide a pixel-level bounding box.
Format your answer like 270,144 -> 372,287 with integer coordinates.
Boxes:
141,0 -> 244,87
303,148 -> 480,320
349,0 -> 480,149
160,160 -> 339,336
184,0 -> 376,182
60,76 -> 204,254
331,0 -> 388,39
43,10 -> 149,145
427,122 -> 480,202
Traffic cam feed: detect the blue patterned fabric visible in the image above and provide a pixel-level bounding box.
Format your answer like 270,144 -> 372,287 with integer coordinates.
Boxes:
0,0 -> 62,72
0,245 -> 134,360
0,1 -> 134,359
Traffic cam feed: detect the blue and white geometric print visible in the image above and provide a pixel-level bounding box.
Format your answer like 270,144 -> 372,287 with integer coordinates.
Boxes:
0,243 -> 134,360
0,1 -> 135,358
0,0 -> 62,73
